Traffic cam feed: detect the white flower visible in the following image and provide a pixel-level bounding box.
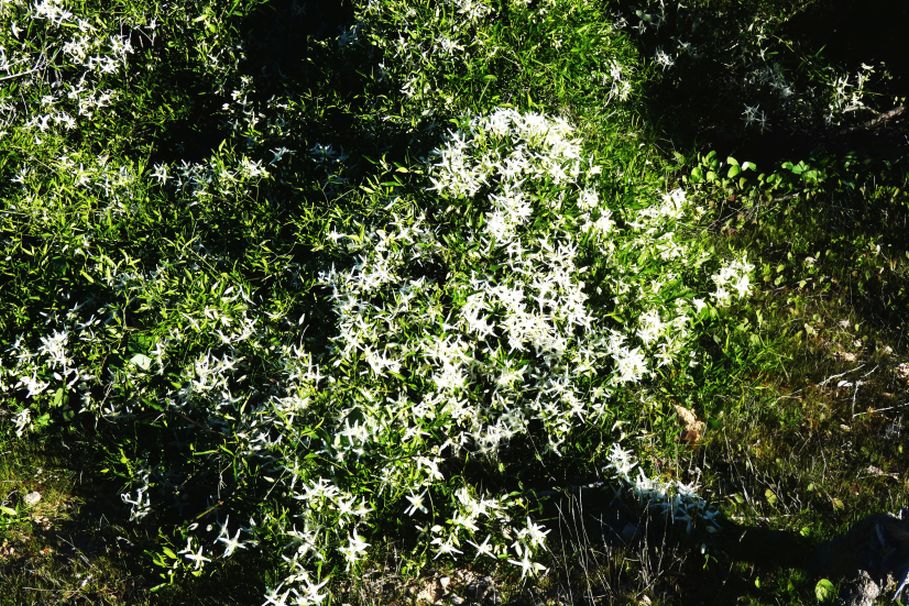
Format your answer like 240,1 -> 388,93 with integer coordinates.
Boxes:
508,551 -> 547,579
338,531 -> 370,569
711,257 -> 755,306
121,482 -> 151,522
450,0 -> 492,21
577,188 -> 599,210
467,534 -> 496,559
613,346 -> 648,384
435,36 -> 463,55
263,588 -> 291,606
297,576 -> 330,605
238,157 -> 269,179
637,309 -> 665,346
742,104 -> 767,129
38,329 -> 70,370
518,517 -> 550,549
32,0 -> 74,25
606,443 -> 637,479
731,270 -> 751,298
431,534 -> 463,559
654,48 -> 675,70
151,163 -> 169,184
660,188 -> 687,219
404,490 -> 428,516
215,517 -> 247,557
589,211 -> 615,235
485,209 -> 514,242
12,408 -> 32,438
179,538 -> 211,570
18,373 -> 50,398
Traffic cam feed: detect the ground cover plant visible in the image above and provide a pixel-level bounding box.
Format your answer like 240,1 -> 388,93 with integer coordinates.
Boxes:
1,0 -> 908,604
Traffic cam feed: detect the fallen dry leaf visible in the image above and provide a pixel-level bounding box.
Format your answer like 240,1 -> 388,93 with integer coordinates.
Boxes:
674,404 -> 706,445
0,540 -> 16,560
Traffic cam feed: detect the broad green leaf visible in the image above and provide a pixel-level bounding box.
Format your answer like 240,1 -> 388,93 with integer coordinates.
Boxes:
130,353 -> 153,371
815,578 -> 835,602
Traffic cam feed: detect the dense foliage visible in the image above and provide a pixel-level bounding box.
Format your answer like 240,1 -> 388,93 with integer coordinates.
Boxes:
1,0 -> 907,604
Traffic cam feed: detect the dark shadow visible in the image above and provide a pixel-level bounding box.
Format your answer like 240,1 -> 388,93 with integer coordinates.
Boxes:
148,0 -> 359,166
610,0 -> 909,337
240,0 -> 355,101
784,0 -> 909,97
143,59 -> 230,165
614,0 -> 909,165
539,485 -> 909,605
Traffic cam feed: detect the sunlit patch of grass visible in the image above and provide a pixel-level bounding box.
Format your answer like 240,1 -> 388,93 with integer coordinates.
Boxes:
675,153 -> 909,601
0,441 -> 273,605
0,443 -> 148,606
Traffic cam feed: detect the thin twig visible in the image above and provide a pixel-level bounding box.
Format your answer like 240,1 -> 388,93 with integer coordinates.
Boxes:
845,104 -> 908,133
852,401 -> 909,418
0,68 -> 38,83
819,363 -> 865,387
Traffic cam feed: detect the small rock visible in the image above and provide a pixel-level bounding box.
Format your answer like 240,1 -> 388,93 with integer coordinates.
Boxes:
897,362 -> 909,382
23,491 -> 41,507
31,514 -> 52,530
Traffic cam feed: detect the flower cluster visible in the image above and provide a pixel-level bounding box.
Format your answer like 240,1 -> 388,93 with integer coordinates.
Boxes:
0,0 -> 149,140
249,108 -> 740,597
711,256 -> 755,307
606,444 -> 719,533
358,0 -> 635,120
0,79 -> 757,601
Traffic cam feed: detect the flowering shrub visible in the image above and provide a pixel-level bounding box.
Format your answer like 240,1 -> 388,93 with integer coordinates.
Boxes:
0,1 -> 773,603
1,98 -> 749,602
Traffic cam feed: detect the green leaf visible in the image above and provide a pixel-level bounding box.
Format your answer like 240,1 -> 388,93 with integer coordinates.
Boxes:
0,505 -> 17,517
815,578 -> 836,602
